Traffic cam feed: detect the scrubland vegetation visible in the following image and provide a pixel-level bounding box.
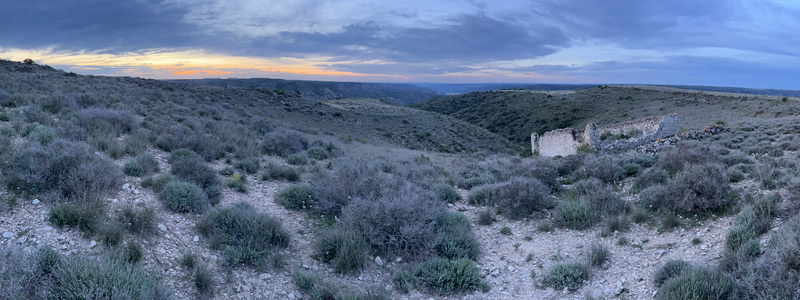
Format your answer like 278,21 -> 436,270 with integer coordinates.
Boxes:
1,59 -> 800,299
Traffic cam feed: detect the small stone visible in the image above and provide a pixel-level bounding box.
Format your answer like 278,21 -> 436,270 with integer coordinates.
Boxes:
158,223 -> 167,231
700,245 -> 708,250
2,232 -> 13,239
374,256 -> 384,266
133,190 -> 141,195
507,266 -> 515,272
111,198 -> 118,203
604,288 -> 613,296
89,240 -> 97,248
193,235 -> 199,242
259,273 -> 272,280
32,199 -> 40,205
60,245 -> 68,250
358,276 -> 363,281
134,199 -> 142,203
122,183 -> 130,190
43,226 -> 53,231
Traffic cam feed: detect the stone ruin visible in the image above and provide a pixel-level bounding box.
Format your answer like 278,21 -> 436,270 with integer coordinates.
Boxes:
531,114 -> 680,157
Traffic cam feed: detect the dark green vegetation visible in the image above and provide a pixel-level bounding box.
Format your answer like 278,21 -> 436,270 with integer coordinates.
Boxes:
413,87 -> 800,147
197,202 -> 290,268
173,77 -> 439,105
0,245 -> 169,300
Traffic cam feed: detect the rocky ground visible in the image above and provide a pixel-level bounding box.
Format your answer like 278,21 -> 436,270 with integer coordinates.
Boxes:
0,148 -> 781,300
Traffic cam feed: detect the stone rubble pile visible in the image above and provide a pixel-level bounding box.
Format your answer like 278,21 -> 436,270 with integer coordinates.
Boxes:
633,124 -> 730,155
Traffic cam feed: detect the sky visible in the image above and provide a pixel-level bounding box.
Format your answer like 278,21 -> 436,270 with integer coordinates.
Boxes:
1,0 -> 799,89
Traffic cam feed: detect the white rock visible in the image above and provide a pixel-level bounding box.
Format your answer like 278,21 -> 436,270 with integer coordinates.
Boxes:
193,235 -> 199,242
32,199 -> 40,205
2,232 -> 13,238
508,266 -> 516,272
158,223 -> 167,231
122,183 -> 130,190
60,245 -> 68,250
43,226 -> 53,231
134,199 -> 142,203
259,273 -> 272,280
133,190 -> 141,195
89,240 -> 97,248
111,198 -> 118,203
375,256 -> 384,266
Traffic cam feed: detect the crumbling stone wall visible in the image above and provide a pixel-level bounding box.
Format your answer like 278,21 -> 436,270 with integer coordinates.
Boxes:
532,114 -> 680,157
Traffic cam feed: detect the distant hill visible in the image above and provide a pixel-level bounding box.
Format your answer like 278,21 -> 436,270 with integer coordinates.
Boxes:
411,86 -> 800,148
170,78 -> 439,105
412,83 -> 800,98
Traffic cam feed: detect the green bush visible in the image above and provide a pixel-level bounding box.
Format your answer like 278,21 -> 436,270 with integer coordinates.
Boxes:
261,163 -> 300,182
556,200 -> 598,230
160,181 -> 207,213
642,164 -> 731,214
123,153 -> 159,177
466,184 -> 499,206
413,258 -> 484,295
315,224 -> 369,274
49,200 -> 103,234
260,130 -> 308,157
234,157 -> 260,174
286,154 -> 307,165
476,209 -> 495,226
543,262 -> 589,291
586,243 -> 610,267
656,267 -> 737,300
495,177 -> 553,220
654,260 -> 691,288
116,204 -> 156,236
437,212 -> 480,260
142,174 -> 176,193
434,183 -> 461,203
307,146 -> 329,160
623,163 -> 641,177
225,172 -> 247,193
193,266 -> 215,297
634,168 -> 669,192
54,255 -> 169,300
197,202 -> 290,267
277,184 -> 314,210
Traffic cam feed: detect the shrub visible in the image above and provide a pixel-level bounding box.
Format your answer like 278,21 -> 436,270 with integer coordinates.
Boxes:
116,204 -> 156,236
434,183 -> 461,203
466,184 -> 499,206
48,200 -> 103,234
5,140 -> 122,200
260,130 -> 308,157
656,267 -> 737,300
180,252 -> 198,270
286,154 -> 307,165
261,163 -> 300,182
456,171 -> 495,189
341,187 -> 446,260
160,181 -> 207,213
572,155 -> 625,183
476,209 -> 495,226
225,172 -> 247,193
603,215 -> 631,234
633,168 -> 669,192
436,212 -> 480,260
277,184 -> 314,210
310,159 -> 395,217
586,243 -> 610,267
113,242 -> 143,264
500,226 -> 512,235
197,202 -> 290,267
123,153 -> 159,177
413,258 -> 484,295
99,221 -> 123,246
643,164 -> 731,214
726,168 -> 745,183
143,174 -> 176,193
234,157 -> 260,174
623,163 -> 641,177
495,177 -> 553,220
169,150 -> 221,201
393,269 -> 417,294
543,262 -> 590,291
193,266 -> 215,297
654,260 -> 691,288
556,200 -> 598,230
315,224 -> 369,274
307,146 -> 329,160
574,179 -> 626,215
54,255 -> 169,300
658,143 -> 716,175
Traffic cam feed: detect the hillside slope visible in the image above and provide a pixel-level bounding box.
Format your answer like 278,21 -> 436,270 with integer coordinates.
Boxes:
171,78 -> 439,105
412,86 -> 800,147
0,61 -> 514,154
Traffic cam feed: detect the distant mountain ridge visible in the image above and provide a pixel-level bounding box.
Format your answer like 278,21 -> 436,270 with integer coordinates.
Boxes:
169,78 -> 439,105
412,83 -> 800,97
